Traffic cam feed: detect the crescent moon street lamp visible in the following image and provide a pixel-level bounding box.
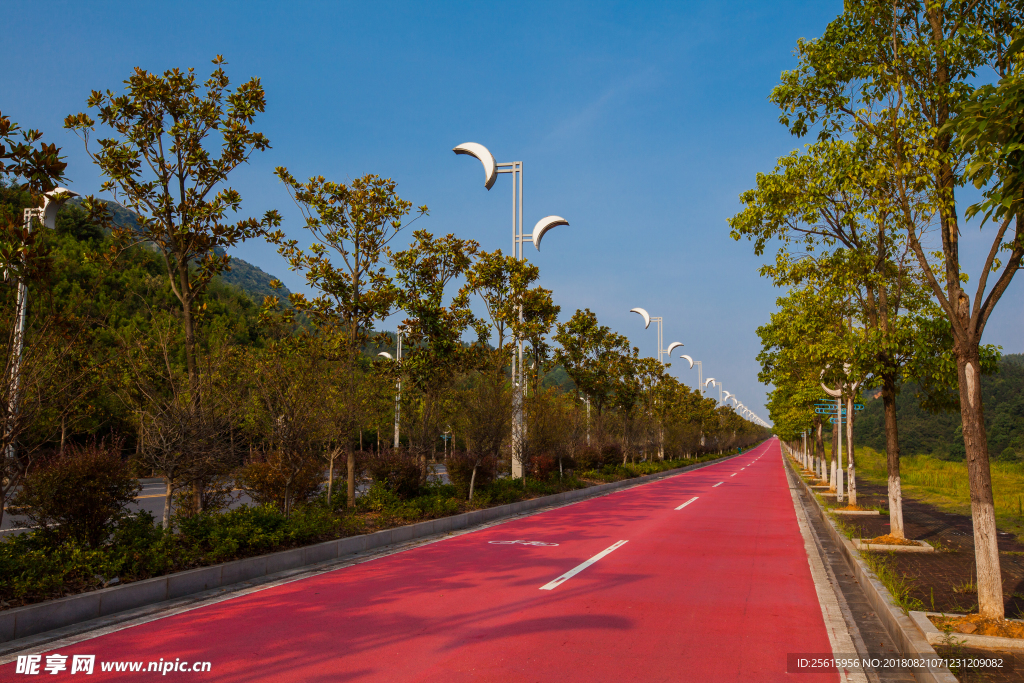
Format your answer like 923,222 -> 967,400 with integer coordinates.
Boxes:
679,354 -> 706,396
704,377 -> 723,405
820,363 -> 862,505
820,366 -> 845,497
376,325 -> 406,449
629,307 -> 684,367
454,142 -> 570,479
8,188 -> 78,462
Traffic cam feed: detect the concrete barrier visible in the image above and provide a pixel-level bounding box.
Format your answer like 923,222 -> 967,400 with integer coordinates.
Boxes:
1,451 -> 743,644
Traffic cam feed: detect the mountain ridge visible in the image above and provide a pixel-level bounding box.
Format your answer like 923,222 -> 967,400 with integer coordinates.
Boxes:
71,197 -> 291,305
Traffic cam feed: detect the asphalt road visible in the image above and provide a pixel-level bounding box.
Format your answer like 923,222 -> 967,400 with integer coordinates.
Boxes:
1,465 -> 452,535
1,439 -> 841,681
0,480 -> 257,535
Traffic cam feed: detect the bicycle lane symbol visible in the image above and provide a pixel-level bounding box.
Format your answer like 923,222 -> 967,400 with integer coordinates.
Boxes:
488,540 -> 560,547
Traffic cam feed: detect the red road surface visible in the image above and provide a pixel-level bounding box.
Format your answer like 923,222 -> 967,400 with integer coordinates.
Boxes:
4,438 -> 838,681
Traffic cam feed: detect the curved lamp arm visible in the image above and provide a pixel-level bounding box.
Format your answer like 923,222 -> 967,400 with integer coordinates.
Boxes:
453,142 -> 498,190
42,188 -> 79,229
629,307 -> 651,329
532,216 -> 568,250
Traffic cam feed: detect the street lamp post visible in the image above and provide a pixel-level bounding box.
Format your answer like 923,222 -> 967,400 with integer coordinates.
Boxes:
679,355 -> 702,395
8,189 -> 77,462
629,308 -> 685,460
628,308 -> 684,367
453,142 -> 568,478
377,325 -> 405,449
822,365 -> 862,506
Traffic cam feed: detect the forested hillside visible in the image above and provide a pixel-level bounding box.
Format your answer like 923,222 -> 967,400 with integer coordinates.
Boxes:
69,198 -> 291,304
854,354 -> 1024,461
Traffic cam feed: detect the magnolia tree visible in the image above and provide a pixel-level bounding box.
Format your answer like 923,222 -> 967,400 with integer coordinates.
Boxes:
65,56 -> 281,396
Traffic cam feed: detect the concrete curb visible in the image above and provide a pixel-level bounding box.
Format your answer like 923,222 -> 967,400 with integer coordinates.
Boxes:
0,452 -> 742,644
784,456 -> 958,683
909,611 -> 1024,651
854,539 -> 934,553
831,510 -> 880,516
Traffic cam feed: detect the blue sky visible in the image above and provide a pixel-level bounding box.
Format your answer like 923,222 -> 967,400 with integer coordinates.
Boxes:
5,1 -> 1022,422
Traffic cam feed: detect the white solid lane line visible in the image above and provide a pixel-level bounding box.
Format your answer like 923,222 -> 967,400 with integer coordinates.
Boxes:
540,540 -> 628,591
675,497 -> 699,511
712,482 -> 723,488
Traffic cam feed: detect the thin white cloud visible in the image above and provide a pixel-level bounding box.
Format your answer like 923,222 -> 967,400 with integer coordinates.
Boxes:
541,67 -> 659,144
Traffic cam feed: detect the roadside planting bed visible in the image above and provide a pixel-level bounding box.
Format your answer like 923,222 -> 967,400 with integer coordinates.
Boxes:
794,459 -> 1024,683
820,480 -> 1024,620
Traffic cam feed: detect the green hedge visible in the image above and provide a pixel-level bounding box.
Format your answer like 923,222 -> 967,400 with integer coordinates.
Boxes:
0,453 -> 727,609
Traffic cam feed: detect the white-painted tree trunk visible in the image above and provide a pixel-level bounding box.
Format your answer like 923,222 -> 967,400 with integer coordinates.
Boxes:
846,395 -> 856,507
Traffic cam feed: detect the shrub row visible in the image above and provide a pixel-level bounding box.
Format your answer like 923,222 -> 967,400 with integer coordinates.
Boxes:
0,450 -> 731,609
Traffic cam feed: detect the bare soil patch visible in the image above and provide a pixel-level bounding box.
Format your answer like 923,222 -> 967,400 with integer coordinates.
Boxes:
840,480 -> 1024,619
865,533 -> 920,546
930,614 -> 1024,639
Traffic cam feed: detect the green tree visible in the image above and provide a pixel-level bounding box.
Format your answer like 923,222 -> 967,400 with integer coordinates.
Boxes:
770,1 -> 1022,618
553,308 -> 632,435
731,138 -> 948,529
270,169 -> 424,507
65,56 -> 281,394
391,230 -> 480,479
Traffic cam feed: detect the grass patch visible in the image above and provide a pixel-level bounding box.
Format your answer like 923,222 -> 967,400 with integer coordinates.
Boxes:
838,445 -> 1024,542
860,551 -> 925,613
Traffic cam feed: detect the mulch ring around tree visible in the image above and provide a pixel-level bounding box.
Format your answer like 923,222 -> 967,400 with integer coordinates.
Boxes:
831,481 -> 1024,682
864,533 -> 920,546
930,614 -> 1024,639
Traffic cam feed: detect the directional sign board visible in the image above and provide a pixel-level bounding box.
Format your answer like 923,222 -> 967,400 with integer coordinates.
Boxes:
814,403 -> 865,413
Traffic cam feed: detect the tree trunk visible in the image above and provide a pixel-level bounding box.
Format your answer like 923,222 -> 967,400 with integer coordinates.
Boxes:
468,460 -> 478,502
846,394 -> 856,507
177,266 -> 198,395
830,418 -> 839,489
162,476 -> 173,530
957,350 -> 1004,619
347,448 -> 356,508
284,475 -> 292,517
327,450 -> 335,507
881,375 -> 905,539
815,422 -> 824,481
